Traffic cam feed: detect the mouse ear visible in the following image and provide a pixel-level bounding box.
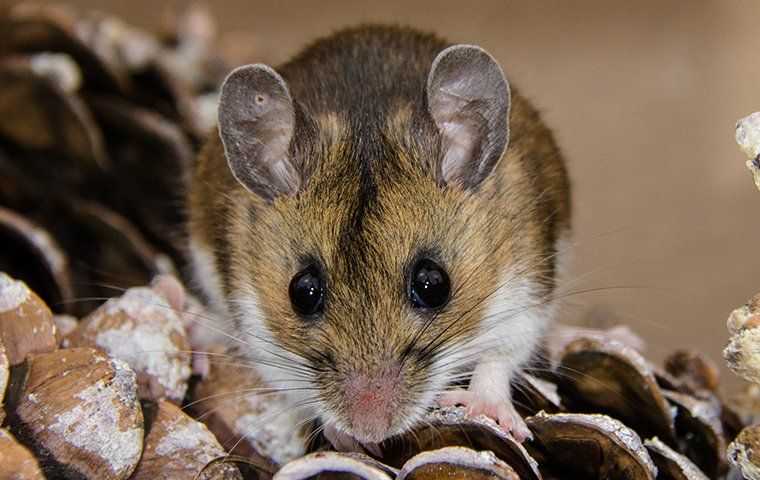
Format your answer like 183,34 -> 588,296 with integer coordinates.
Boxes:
218,64 -> 299,201
426,45 -> 510,189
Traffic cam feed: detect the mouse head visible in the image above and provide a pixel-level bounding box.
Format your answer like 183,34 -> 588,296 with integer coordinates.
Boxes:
216,44 -> 521,443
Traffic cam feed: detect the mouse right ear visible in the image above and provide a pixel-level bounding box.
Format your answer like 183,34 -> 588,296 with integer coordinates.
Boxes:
426,45 -> 510,190
218,64 -> 300,201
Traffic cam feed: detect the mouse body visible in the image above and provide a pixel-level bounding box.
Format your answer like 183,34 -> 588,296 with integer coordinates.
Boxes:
187,25 -> 570,446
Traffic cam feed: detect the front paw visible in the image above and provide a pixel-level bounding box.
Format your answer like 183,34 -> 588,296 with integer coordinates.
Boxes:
438,390 -> 531,442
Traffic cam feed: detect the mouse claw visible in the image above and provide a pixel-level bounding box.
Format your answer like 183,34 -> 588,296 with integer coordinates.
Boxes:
498,408 -> 532,442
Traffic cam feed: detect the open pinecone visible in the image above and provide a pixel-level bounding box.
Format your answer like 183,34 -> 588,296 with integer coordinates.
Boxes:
0,3 -> 749,480
0,2 -> 235,317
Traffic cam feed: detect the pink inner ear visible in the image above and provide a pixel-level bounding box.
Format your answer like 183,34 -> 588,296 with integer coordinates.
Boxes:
439,118 -> 479,184
430,83 -> 483,185
268,156 -> 301,193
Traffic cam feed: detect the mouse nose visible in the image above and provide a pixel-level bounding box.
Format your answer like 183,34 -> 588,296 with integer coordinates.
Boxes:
343,364 -> 402,442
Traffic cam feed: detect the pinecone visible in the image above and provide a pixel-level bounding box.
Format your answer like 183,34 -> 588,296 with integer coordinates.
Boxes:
0,2 -> 228,317
0,271 -> 744,479
720,113 -> 760,480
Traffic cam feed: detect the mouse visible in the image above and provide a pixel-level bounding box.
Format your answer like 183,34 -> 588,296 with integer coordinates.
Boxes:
186,25 -> 571,448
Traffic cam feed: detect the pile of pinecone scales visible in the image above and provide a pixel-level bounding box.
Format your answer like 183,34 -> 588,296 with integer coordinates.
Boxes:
0,3 -> 753,479
0,270 -> 746,479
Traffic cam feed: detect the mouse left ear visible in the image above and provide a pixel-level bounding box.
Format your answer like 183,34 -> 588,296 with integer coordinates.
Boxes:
426,45 -> 510,189
217,64 -> 300,201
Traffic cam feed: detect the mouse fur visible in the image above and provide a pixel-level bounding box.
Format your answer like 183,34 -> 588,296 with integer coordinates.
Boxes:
187,24 -> 571,445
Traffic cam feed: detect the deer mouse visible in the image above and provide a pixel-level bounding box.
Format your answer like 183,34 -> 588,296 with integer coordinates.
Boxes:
187,25 -> 571,448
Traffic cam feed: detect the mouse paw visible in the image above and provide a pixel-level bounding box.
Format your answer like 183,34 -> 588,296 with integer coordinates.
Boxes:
323,424 -> 383,457
438,390 -> 531,442
150,274 -> 186,312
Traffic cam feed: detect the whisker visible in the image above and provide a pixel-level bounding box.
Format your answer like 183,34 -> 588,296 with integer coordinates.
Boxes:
184,386 -> 319,411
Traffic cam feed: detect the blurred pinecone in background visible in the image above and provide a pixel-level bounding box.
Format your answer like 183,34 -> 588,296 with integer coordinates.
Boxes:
0,2 -> 236,317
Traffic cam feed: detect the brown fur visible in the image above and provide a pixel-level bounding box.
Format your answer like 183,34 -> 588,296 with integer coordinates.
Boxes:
188,25 -> 570,435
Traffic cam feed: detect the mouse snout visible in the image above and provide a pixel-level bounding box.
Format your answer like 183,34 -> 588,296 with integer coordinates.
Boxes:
343,363 -> 403,442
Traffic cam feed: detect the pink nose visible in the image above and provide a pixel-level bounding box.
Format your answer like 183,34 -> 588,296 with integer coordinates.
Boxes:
344,367 -> 400,442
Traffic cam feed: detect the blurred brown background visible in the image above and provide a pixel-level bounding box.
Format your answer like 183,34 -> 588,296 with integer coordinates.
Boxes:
58,0 -> 760,390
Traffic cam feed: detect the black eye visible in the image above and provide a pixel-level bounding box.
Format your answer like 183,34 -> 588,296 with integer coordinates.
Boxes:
289,266 -> 324,317
409,258 -> 450,310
